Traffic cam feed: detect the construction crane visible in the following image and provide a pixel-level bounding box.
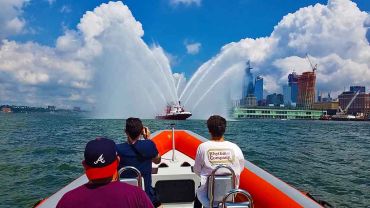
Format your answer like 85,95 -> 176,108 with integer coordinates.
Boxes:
341,90 -> 361,114
333,90 -> 361,120
306,53 -> 317,72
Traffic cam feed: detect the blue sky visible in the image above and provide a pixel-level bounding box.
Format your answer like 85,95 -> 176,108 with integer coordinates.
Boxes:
1,0 -> 370,111
14,0 -> 370,77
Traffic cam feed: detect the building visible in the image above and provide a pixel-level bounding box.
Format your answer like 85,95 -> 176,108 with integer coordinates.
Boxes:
1,106 -> 12,113
254,76 -> 263,102
283,85 -> 292,106
47,106 -> 56,111
240,96 -> 257,107
297,71 -> 316,109
312,101 -> 339,115
288,72 -> 299,103
350,86 -> 366,93
73,107 -> 81,112
338,90 -> 370,117
266,93 -> 284,106
233,107 -> 325,120
242,61 -> 254,98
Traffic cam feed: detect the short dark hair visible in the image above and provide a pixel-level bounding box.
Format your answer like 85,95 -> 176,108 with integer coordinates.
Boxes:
207,115 -> 226,138
125,117 -> 143,139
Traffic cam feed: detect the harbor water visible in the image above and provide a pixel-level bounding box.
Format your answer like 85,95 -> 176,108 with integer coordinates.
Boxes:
0,113 -> 369,207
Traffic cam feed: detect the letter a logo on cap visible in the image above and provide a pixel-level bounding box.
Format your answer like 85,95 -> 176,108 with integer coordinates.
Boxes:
94,154 -> 106,164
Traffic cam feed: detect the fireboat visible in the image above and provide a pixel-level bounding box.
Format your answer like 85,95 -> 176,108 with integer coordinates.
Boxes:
156,102 -> 192,120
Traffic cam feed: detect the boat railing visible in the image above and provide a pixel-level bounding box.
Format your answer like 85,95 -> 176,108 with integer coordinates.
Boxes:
208,165 -> 237,208
220,188 -> 254,208
118,166 -> 143,189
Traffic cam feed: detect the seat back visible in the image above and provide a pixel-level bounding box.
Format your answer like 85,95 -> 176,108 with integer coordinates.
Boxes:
220,189 -> 253,208
118,166 -> 143,189
207,165 -> 236,208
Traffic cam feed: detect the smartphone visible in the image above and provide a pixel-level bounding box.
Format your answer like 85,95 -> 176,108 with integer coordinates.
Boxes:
142,127 -> 149,139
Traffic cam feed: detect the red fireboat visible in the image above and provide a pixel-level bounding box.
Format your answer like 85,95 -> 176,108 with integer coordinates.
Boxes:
156,102 -> 192,120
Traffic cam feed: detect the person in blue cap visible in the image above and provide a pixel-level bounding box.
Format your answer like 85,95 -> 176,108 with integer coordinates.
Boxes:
57,137 -> 153,208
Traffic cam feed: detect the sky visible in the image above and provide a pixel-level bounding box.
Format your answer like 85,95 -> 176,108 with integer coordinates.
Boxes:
0,0 -> 369,110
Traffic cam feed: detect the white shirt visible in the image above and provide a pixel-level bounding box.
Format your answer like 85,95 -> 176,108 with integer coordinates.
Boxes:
193,140 -> 245,207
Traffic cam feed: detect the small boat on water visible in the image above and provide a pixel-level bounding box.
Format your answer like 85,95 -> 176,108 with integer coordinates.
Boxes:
156,102 -> 192,120
35,129 -> 325,208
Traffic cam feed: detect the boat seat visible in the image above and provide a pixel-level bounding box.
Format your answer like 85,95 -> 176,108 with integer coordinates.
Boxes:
208,165 -> 236,208
118,166 -> 143,189
220,189 -> 254,208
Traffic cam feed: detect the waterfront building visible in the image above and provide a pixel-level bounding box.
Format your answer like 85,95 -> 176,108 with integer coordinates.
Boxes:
283,85 -> 292,106
312,101 -> 339,115
47,106 -> 56,111
297,71 -> 316,109
240,95 -> 257,107
233,107 -> 325,120
288,72 -> 299,103
350,86 -> 365,93
266,93 -> 284,106
1,106 -> 12,113
73,107 -> 81,112
254,76 -> 263,102
338,91 -> 370,117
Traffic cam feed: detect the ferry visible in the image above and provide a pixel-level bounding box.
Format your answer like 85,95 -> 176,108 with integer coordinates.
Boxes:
35,129 -> 327,208
156,102 -> 192,120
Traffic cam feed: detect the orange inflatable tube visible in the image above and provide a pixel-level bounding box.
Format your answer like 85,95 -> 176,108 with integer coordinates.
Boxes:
151,130 -> 321,208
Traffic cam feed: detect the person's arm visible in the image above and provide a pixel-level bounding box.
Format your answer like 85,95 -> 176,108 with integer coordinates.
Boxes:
238,147 -> 245,172
152,153 -> 161,164
193,145 -> 203,176
150,140 -> 161,164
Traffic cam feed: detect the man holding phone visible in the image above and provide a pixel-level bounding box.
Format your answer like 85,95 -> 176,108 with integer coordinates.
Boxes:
116,117 -> 162,207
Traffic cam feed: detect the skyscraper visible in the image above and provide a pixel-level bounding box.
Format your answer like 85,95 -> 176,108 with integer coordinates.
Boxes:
297,71 -> 316,109
254,76 -> 263,101
242,61 -> 254,98
283,85 -> 292,106
240,61 -> 257,107
288,72 -> 299,103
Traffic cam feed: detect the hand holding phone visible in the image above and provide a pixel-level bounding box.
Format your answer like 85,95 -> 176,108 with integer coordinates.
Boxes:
142,126 -> 151,139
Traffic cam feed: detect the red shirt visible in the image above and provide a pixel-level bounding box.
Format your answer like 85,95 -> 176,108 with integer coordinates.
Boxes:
56,181 -> 153,208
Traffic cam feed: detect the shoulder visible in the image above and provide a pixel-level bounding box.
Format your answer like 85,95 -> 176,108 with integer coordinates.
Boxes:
116,142 -> 129,149
138,140 -> 157,149
111,181 -> 147,196
116,142 -> 130,153
225,141 -> 244,155
57,184 -> 86,207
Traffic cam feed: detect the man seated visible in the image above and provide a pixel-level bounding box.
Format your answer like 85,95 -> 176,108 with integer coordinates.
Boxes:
116,118 -> 162,207
56,137 -> 153,208
193,115 -> 245,208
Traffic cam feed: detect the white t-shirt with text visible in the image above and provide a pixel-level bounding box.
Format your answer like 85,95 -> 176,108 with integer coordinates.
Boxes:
193,140 -> 245,207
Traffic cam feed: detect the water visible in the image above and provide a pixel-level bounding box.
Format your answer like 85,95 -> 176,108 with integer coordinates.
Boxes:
0,113 -> 369,208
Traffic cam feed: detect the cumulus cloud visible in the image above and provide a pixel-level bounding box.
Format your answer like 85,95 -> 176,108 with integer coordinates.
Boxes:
192,0 -> 370,96
170,0 -> 201,7
185,41 -> 201,55
0,0 -> 28,39
1,0 -> 370,118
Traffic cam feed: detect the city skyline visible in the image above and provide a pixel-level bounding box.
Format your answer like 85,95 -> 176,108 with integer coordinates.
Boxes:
0,0 -> 369,109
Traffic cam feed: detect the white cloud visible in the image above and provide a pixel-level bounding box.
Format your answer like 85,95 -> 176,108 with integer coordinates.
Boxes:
170,0 -> 201,7
184,0 -> 370,98
60,5 -> 72,13
47,0 -> 55,5
185,42 -> 201,55
1,0 -> 370,118
0,0 -> 28,39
